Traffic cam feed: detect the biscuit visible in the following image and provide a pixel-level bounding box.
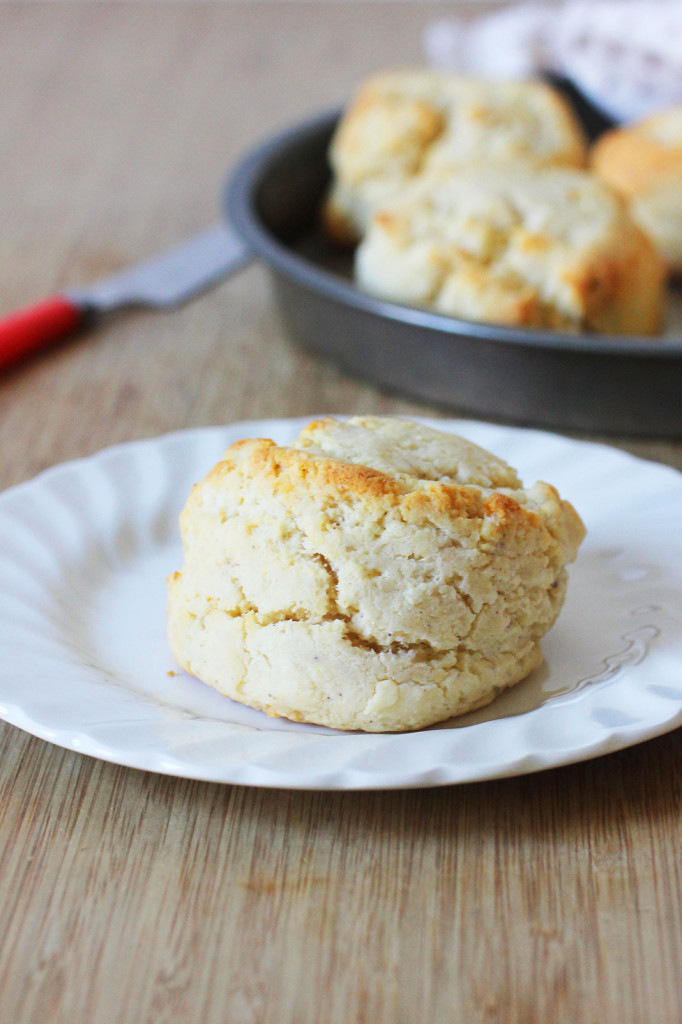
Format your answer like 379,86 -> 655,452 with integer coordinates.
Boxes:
354,164 -> 665,335
591,106 -> 682,273
323,70 -> 588,244
167,416 -> 585,732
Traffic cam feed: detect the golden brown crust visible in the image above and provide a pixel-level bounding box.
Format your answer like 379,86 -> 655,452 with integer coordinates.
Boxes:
211,436 -> 405,506
590,106 -> 682,272
205,432 -> 544,531
591,113 -> 682,199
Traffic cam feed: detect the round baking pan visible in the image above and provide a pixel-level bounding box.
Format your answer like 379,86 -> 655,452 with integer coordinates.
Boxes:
223,106 -> 682,437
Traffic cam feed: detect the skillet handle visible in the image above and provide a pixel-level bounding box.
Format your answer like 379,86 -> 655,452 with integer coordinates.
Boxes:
0,295 -> 85,371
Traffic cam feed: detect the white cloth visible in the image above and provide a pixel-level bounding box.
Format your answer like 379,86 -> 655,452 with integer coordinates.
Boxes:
423,1 -> 682,122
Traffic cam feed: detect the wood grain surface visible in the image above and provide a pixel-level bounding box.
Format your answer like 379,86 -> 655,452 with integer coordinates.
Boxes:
0,5 -> 680,1023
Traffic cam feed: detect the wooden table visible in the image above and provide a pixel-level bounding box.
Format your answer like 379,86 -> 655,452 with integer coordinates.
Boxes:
1,5 -> 680,1022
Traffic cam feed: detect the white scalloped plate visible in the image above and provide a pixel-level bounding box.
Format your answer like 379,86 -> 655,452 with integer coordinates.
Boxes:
1,417 -> 681,790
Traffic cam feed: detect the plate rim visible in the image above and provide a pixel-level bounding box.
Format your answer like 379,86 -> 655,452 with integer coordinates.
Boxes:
1,416 -> 681,790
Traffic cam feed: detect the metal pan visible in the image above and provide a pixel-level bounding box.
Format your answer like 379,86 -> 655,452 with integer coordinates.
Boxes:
223,104 -> 682,437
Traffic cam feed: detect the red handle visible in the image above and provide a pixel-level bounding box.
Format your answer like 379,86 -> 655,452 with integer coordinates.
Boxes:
0,295 -> 85,370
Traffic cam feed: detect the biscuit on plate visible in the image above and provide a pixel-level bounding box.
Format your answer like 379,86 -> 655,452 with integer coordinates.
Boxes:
354,164 -> 665,335
323,70 -> 588,244
167,416 -> 585,733
591,105 -> 682,273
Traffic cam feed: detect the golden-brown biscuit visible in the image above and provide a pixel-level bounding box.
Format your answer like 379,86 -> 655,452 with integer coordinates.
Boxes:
354,164 -> 665,335
591,106 -> 682,273
167,416 -> 585,732
323,70 -> 589,244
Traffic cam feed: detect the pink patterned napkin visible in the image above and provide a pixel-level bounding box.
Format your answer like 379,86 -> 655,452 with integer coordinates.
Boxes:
424,1 -> 682,121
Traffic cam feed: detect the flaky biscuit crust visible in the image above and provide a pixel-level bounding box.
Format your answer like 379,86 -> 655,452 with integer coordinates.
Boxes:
167,417 -> 585,732
354,165 -> 665,335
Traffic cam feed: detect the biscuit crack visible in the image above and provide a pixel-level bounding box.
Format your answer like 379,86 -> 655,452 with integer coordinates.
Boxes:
311,552 -> 343,611
342,628 -> 437,659
310,550 -> 440,656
